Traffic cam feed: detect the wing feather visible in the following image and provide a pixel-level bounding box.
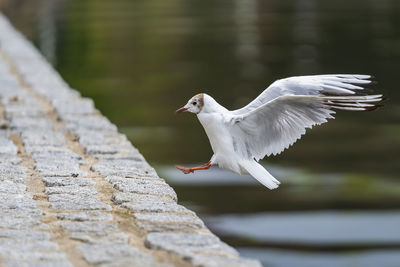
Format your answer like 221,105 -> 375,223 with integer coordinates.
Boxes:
232,74 -> 375,115
227,74 -> 382,160
229,94 -> 382,160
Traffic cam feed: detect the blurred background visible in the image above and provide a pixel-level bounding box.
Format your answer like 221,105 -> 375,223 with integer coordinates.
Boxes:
1,0 -> 399,266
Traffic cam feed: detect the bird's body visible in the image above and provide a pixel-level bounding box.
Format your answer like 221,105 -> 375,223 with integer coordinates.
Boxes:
175,75 -> 383,189
197,95 -> 284,189
198,112 -> 236,172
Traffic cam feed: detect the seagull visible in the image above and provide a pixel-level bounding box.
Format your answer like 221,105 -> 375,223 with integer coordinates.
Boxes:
174,74 -> 383,189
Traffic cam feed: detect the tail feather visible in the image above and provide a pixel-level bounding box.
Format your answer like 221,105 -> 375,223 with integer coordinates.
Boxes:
241,161 -> 280,190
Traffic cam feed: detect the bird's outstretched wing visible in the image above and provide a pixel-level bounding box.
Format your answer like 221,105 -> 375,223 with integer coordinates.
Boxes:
232,74 -> 374,115
228,75 -> 382,160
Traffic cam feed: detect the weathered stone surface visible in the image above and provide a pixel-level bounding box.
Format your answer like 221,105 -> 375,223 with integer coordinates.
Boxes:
94,160 -> 151,170
45,185 -> 97,196
20,130 -> 66,147
49,199 -> 112,211
0,138 -> 18,154
10,117 -> 53,130
29,147 -> 82,161
133,213 -> 205,226
53,97 -> 96,116
145,233 -> 239,258
77,244 -> 159,265
137,221 -> 204,232
0,155 -> 22,165
3,260 -> 73,267
48,194 -> 95,202
0,230 -> 51,241
107,175 -> 166,185
70,232 -> 129,245
0,174 -> 26,183
122,201 -> 193,214
0,79 -> 19,94
92,160 -> 154,173
0,207 -> 42,217
0,180 -> 26,193
0,193 -> 38,210
3,104 -> 48,118
92,153 -> 146,162
0,129 -> 10,137
107,176 -> 177,201
112,192 -> 175,205
85,145 -> 138,156
34,161 -> 87,177
62,115 -> 117,132
2,96 -> 40,108
0,165 -> 27,183
23,68 -> 68,89
1,251 -> 68,261
42,177 -> 95,187
93,161 -> 158,177
76,130 -> 127,146
57,211 -> 113,222
0,173 -> 26,183
0,163 -> 26,174
0,209 -> 47,230
0,238 -> 71,266
0,240 -> 59,251
61,221 -> 118,234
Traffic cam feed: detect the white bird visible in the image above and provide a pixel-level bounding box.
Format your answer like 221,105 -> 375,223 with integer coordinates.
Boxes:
174,74 -> 383,189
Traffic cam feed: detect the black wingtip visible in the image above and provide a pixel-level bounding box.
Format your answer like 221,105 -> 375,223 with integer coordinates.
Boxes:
369,80 -> 378,85
364,104 -> 383,112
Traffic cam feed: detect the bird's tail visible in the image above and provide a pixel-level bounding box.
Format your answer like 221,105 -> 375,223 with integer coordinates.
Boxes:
241,160 -> 280,190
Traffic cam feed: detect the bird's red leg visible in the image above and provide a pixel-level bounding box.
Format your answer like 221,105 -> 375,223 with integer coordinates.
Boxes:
176,161 -> 211,174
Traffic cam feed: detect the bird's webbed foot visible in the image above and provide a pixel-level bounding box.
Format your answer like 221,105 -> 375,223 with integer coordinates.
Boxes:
175,165 -> 194,174
175,161 -> 211,174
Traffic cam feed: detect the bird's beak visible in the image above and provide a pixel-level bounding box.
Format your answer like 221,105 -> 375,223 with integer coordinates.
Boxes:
174,106 -> 188,115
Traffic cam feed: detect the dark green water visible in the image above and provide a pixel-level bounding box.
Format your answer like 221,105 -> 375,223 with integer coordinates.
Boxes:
2,0 -> 400,266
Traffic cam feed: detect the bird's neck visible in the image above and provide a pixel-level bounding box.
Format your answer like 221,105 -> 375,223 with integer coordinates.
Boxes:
201,94 -> 228,114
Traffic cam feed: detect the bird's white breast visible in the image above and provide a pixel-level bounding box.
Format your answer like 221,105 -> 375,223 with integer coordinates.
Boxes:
197,112 -> 242,173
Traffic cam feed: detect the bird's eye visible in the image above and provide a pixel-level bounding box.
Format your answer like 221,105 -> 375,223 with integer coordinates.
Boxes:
192,101 -> 197,105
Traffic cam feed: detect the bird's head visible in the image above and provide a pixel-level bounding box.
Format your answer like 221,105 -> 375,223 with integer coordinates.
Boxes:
175,93 -> 204,115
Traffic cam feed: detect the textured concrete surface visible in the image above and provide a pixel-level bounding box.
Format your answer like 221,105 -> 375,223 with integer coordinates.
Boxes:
0,13 -> 261,267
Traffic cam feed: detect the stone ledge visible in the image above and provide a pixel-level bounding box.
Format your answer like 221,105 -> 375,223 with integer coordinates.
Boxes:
0,13 -> 261,267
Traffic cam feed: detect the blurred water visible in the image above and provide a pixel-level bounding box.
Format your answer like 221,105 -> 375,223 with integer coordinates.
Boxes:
209,211 -> 400,266
205,211 -> 400,244
239,248 -> 400,267
2,0 -> 400,266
